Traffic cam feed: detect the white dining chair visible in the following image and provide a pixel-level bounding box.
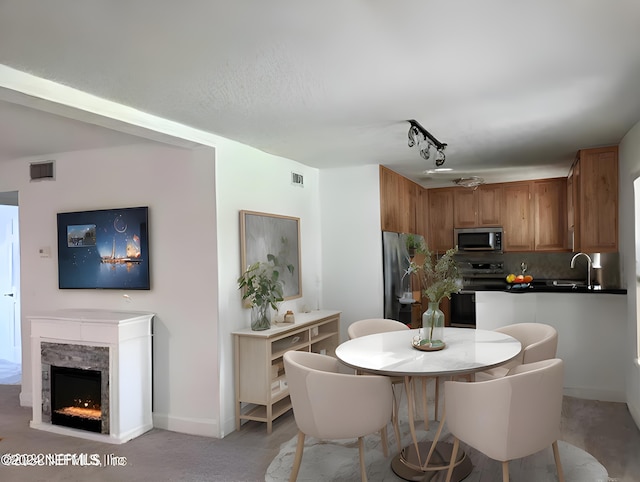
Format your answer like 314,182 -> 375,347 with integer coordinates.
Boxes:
283,350 -> 393,482
348,318 -> 439,445
444,358 -> 565,482
475,322 -> 558,381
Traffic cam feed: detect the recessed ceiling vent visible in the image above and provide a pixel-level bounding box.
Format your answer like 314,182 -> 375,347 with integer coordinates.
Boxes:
30,161 -> 55,181
291,172 -> 304,187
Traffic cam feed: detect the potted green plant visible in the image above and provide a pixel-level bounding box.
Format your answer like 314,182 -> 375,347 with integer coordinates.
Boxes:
237,259 -> 285,331
405,245 -> 461,348
404,233 -> 424,257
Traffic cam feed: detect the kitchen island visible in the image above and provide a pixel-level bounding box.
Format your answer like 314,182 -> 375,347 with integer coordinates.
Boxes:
476,290 -> 627,402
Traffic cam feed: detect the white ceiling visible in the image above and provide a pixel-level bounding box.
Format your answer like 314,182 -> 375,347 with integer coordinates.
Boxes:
1,1 -> 639,187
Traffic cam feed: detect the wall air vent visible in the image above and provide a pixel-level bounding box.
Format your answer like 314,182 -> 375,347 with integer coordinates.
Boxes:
30,161 -> 55,181
291,172 -> 304,187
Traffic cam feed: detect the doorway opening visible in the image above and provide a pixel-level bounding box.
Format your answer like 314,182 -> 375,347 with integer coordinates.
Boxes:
0,191 -> 21,385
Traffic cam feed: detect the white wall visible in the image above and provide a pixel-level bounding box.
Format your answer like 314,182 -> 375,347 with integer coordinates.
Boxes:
320,165 -> 384,342
214,138 -> 322,436
619,120 -> 640,427
0,143 -> 222,437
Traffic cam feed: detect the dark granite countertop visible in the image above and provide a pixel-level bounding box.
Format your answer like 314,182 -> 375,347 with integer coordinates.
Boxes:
502,280 -> 626,295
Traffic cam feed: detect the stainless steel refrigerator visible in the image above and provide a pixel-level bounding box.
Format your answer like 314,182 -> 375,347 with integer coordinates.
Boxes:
382,231 -> 424,324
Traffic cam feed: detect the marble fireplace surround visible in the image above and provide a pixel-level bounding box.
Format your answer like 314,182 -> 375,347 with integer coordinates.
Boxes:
40,342 -> 110,434
29,309 -> 154,444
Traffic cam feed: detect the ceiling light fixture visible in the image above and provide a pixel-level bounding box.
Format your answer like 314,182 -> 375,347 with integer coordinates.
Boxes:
453,176 -> 485,189
407,119 -> 447,167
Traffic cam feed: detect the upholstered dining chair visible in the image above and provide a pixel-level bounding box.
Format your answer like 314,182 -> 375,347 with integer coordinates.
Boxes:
347,318 -> 410,339
475,322 -> 558,381
348,318 -> 438,444
283,350 -> 393,482
444,358 -> 565,482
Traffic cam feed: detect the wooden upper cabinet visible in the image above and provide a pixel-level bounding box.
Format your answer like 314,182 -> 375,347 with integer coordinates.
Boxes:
567,167 -> 576,250
453,184 -> 503,228
533,178 -> 567,251
428,187 -> 455,253
502,182 -> 534,251
453,188 -> 477,228
415,187 -> 429,241
477,184 -> 503,226
574,146 -> 618,252
379,165 -> 424,236
380,165 -> 403,233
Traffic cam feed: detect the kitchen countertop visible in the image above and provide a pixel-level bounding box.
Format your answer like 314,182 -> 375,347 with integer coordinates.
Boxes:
503,281 -> 626,295
464,280 -> 626,294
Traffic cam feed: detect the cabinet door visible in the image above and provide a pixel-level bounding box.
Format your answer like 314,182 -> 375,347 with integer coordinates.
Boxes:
477,184 -> 503,226
402,177 -> 418,234
576,147 -> 618,252
534,178 -> 567,251
428,188 -> 454,252
379,165 -> 421,234
415,187 -> 429,241
453,189 -> 477,228
502,182 -> 534,251
566,166 -> 576,250
380,166 -> 402,232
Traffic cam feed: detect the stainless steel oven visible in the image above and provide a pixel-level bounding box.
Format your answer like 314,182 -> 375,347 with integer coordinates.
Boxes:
451,259 -> 506,328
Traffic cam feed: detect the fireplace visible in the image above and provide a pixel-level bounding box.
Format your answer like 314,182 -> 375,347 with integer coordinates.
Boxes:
51,366 -> 102,433
29,309 -> 153,444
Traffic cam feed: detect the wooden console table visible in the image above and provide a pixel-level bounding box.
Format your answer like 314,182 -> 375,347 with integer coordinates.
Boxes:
233,310 -> 340,433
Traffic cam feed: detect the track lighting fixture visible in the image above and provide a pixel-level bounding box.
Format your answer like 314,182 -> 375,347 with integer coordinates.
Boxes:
407,119 -> 447,167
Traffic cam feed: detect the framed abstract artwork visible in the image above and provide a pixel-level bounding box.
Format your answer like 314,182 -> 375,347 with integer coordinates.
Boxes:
240,210 -> 301,299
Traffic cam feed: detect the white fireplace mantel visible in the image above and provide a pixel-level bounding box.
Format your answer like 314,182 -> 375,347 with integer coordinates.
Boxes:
29,309 -> 154,444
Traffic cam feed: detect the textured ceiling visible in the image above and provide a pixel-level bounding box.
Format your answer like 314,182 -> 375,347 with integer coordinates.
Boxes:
0,1 -> 639,187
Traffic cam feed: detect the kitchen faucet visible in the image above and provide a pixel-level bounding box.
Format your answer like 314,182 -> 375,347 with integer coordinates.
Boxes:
570,252 -> 592,288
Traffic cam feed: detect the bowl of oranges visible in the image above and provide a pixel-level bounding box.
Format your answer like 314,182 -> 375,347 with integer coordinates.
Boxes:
506,273 -> 533,290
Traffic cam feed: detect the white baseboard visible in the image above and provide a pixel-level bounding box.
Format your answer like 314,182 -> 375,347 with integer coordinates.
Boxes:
628,399 -> 640,431
152,412 -> 220,438
19,389 -> 32,407
563,387 -> 626,403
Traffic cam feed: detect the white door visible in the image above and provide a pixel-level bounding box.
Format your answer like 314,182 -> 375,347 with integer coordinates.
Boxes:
0,205 -> 20,364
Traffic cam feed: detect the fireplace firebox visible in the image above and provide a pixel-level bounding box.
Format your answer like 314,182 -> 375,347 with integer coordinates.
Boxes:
51,366 -> 102,433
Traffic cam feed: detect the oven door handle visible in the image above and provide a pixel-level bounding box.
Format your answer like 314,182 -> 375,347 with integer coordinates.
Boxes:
458,290 -> 477,295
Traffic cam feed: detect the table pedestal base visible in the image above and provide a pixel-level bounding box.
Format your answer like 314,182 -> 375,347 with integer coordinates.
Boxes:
391,441 -> 472,481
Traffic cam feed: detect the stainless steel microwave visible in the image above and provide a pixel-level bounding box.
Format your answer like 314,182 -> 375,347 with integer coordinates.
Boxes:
454,227 -> 503,253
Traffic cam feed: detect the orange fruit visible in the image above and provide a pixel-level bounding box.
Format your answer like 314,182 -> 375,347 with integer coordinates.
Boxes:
523,275 -> 533,283
515,275 -> 525,283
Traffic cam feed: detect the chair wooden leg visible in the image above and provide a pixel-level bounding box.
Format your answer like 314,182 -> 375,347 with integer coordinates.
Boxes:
502,461 -> 509,482
445,437 -> 459,482
434,376 -> 440,420
289,430 -> 305,482
391,383 -> 403,452
422,377 -> 429,430
552,440 -> 565,482
380,425 -> 389,458
358,436 -> 368,482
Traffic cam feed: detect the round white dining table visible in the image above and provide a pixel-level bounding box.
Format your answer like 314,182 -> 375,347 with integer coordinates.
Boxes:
335,327 -> 522,482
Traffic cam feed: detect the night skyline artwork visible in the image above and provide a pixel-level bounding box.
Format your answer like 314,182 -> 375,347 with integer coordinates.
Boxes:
57,207 -> 150,289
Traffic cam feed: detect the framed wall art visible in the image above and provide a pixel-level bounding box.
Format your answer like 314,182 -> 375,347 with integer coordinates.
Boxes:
240,210 -> 301,299
57,206 -> 150,289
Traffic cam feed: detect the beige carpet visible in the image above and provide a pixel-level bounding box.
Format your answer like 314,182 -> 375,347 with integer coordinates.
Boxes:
266,422 -> 608,482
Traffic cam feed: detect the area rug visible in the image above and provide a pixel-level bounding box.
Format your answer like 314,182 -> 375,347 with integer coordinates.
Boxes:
265,422 -> 608,482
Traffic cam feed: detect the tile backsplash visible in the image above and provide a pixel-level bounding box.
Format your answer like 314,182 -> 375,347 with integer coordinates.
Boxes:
455,251 -> 621,288
503,252 -> 620,288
